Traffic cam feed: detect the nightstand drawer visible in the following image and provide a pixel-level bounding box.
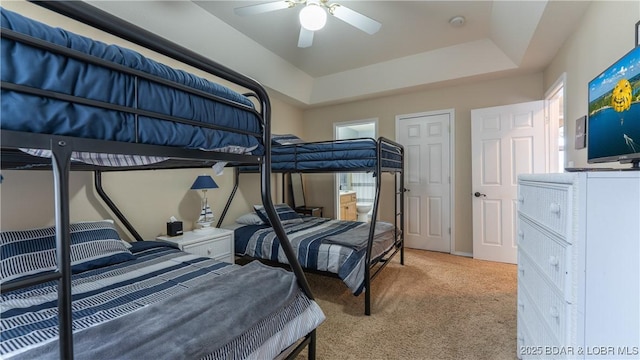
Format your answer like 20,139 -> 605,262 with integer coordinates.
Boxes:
295,206 -> 323,217
156,229 -> 234,264
183,237 -> 231,260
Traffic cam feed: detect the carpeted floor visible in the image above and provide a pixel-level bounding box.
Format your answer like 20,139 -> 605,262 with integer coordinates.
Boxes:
296,248 -> 518,360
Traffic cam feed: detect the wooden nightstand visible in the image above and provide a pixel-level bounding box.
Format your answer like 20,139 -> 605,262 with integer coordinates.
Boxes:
294,206 -> 323,217
156,228 -> 234,264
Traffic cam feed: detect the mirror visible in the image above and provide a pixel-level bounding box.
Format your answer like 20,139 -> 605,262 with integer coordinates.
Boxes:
290,173 -> 306,208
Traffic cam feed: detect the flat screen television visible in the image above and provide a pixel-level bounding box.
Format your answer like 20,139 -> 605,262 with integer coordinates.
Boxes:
587,45 -> 640,169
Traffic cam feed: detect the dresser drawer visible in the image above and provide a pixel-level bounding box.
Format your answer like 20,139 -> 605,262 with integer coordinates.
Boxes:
518,252 -> 573,343
517,217 -> 572,301
518,183 -> 572,241
517,287 -> 565,359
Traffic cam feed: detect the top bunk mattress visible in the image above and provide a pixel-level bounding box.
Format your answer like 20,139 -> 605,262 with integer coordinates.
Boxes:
0,8 -> 264,156
243,138 -> 403,172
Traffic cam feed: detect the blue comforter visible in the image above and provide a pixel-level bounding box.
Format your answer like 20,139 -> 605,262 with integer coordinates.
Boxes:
0,8 -> 263,154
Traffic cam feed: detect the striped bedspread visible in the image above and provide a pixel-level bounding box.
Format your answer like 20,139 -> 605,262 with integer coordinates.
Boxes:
234,217 -> 397,295
1,242 -> 324,359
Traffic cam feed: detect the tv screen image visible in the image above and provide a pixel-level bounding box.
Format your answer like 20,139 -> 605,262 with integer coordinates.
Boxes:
588,45 -> 640,168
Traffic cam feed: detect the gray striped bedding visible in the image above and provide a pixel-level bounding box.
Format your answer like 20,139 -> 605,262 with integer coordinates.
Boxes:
235,217 -> 397,295
1,242 -> 324,359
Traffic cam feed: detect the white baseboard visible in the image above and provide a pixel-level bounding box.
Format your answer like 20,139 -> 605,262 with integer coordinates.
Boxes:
451,251 -> 472,258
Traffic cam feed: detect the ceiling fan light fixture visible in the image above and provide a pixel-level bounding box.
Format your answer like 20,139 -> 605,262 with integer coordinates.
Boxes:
299,2 -> 327,31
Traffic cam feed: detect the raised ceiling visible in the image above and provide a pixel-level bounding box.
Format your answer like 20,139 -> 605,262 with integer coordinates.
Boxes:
89,1 -> 591,107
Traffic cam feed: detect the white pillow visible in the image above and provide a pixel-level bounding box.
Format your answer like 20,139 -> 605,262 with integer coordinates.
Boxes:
235,212 -> 265,225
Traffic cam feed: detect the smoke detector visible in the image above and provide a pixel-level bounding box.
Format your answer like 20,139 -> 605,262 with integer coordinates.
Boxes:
449,16 -> 465,27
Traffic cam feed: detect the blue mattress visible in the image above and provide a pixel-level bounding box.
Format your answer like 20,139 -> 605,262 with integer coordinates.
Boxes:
244,138 -> 402,172
0,8 -> 264,155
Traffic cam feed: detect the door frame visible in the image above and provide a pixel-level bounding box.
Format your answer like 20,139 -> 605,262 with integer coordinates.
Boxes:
395,109 -> 458,255
333,118 -> 378,218
545,72 -> 566,172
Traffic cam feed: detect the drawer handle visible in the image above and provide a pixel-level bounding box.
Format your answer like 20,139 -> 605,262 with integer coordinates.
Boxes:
518,230 -> 524,239
549,306 -> 559,318
207,249 -> 211,255
518,302 -> 524,309
549,202 -> 561,214
548,256 -> 559,267
518,195 -> 524,203
518,268 -> 525,276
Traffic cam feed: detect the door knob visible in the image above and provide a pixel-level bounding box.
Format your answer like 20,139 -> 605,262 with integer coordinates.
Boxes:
474,192 -> 487,198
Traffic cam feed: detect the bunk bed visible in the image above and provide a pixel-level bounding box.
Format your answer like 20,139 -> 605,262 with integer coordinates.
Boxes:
220,137 -> 405,315
0,2 -> 323,359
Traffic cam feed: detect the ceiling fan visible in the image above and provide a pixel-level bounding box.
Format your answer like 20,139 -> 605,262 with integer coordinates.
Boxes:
233,0 -> 382,48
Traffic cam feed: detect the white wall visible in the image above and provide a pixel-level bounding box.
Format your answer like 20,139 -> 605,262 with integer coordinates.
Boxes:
544,0 -> 640,168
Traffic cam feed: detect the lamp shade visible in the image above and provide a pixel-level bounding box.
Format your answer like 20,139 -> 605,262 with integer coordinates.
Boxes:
190,175 -> 218,190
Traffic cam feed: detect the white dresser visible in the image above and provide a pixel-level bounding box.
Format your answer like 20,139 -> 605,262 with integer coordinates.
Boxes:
516,172 -> 640,359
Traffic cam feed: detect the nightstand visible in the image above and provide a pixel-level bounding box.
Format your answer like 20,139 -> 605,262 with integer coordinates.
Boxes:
294,206 -> 323,217
156,228 -> 234,264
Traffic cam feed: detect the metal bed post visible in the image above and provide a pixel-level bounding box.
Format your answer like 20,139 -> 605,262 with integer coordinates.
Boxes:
399,145 -> 405,265
94,171 -> 144,241
259,98 -> 315,300
363,139 -> 384,315
366,167 -> 382,315
217,167 -> 240,228
51,138 -> 74,360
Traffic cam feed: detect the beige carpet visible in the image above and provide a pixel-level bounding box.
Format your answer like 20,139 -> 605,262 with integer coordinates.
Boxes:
296,249 -> 517,360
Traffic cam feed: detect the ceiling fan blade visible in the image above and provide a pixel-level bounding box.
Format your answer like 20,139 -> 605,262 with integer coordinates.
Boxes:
234,1 -> 292,17
297,27 -> 314,48
330,4 -> 381,35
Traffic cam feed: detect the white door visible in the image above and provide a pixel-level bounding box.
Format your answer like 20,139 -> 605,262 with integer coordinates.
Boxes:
396,110 -> 452,252
471,101 -> 545,263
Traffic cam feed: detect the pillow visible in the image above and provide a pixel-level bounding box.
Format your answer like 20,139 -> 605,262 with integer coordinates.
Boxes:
254,204 -> 304,225
235,212 -> 265,225
272,134 -> 305,145
0,220 -> 135,284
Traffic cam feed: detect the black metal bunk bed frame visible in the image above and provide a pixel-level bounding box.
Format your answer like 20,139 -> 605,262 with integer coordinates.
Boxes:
218,137 -> 406,315
0,1 -> 316,359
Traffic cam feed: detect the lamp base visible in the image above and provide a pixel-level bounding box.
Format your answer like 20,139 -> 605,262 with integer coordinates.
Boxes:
194,220 -> 215,233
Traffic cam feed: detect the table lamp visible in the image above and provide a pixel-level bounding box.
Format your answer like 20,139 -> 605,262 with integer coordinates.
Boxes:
190,175 -> 218,231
